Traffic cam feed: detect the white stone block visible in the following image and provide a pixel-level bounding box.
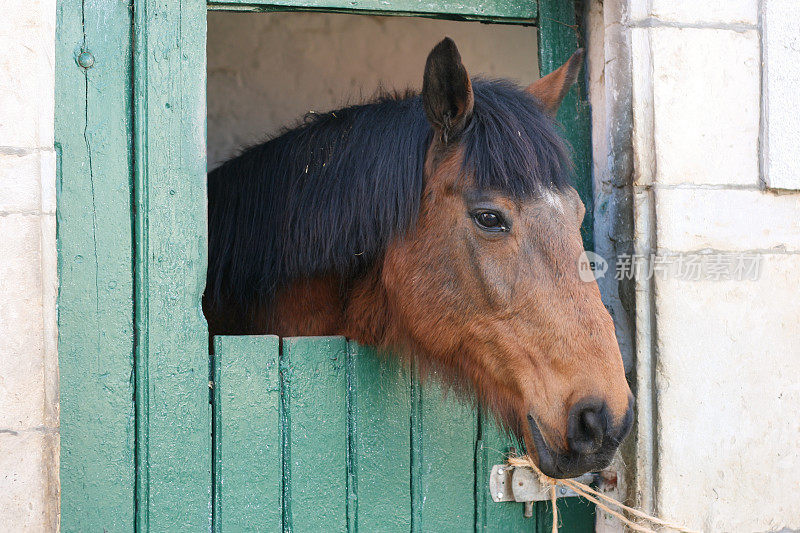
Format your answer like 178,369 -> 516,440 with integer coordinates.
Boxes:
40,214 -> 58,429
39,149 -> 56,214
0,152 -> 42,213
0,0 -> 56,148
0,431 -> 57,532
764,0 -> 800,190
0,214 -> 45,430
0,1 -> 58,527
651,28 -> 760,186
631,27 -> 656,186
648,0 -> 758,25
653,254 -> 800,531
655,188 -> 800,252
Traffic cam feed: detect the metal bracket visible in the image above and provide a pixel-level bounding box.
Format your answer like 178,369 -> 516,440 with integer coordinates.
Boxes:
489,465 -> 611,518
490,465 -> 594,503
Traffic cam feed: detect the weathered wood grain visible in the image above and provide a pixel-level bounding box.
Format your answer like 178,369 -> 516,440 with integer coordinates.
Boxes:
55,0 -> 136,529
348,342 -> 412,532
214,335 -> 282,532
209,0 -> 537,22
415,376 -> 477,532
283,336 -> 348,532
132,0 -> 212,528
476,411 -> 537,531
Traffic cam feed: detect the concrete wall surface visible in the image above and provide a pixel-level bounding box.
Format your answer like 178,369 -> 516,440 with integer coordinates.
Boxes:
621,0 -> 800,531
208,11 -> 539,167
0,0 -> 60,531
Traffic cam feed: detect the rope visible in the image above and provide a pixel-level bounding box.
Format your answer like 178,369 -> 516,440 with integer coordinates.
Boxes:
507,455 -> 702,533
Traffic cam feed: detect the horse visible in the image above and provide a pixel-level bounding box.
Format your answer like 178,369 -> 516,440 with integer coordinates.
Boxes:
204,38 -> 633,478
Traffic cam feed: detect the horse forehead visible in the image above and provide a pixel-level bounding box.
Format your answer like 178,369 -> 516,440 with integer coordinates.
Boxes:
518,190 -> 582,255
540,188 -> 565,213
520,187 -> 576,221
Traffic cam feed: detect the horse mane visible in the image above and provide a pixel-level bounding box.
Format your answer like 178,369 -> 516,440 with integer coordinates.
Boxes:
205,79 -> 571,309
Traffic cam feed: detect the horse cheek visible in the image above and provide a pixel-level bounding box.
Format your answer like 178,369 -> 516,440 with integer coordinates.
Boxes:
383,235 -> 461,353
463,235 -> 520,310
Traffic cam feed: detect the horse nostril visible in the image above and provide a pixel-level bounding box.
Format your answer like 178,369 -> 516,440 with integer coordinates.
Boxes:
581,410 -> 604,446
567,401 -> 608,455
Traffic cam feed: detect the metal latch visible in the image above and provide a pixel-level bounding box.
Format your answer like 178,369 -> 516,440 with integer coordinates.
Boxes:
489,465 -> 598,518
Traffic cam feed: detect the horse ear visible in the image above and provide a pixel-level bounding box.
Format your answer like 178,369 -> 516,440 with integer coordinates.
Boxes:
526,49 -> 584,117
422,37 -> 474,143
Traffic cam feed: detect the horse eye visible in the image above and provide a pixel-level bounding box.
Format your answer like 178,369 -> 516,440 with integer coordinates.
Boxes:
473,211 -> 507,231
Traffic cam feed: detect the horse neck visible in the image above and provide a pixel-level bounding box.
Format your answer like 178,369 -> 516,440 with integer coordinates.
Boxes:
266,264 -> 396,346
341,265 -> 398,347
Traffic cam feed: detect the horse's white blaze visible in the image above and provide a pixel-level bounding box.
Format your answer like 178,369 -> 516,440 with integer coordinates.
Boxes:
542,188 -> 564,213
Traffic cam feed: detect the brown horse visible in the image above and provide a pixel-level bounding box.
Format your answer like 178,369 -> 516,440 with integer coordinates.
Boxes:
204,38 -> 633,478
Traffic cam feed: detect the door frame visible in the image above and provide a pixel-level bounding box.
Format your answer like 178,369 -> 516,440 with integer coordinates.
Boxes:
55,0 -> 591,529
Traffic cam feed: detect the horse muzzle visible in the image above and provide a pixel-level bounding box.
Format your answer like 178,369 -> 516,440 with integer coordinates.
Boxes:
527,396 -> 634,479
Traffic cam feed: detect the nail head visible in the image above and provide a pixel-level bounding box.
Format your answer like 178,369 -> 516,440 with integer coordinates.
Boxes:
77,51 -> 95,68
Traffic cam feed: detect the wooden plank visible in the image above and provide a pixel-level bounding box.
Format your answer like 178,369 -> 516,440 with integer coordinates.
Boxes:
536,497 -> 596,533
347,343 -> 411,532
476,411 -> 536,531
415,375 -> 477,532
209,0 -> 537,22
283,337 -> 348,532
55,0 -> 136,529
538,0 -> 594,250
213,336 -> 282,532
132,0 -> 211,529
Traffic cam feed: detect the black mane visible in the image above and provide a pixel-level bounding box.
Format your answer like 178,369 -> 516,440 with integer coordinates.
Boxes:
205,79 -> 571,308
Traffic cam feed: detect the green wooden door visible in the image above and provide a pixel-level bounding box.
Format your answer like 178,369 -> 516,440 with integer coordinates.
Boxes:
56,0 -> 594,530
57,0 -> 210,529
213,337 -> 595,531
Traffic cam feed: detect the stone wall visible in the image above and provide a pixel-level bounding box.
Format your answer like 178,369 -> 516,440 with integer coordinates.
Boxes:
591,0 -> 800,530
0,0 -> 60,531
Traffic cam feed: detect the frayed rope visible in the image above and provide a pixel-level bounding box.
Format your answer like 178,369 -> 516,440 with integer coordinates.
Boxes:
507,456 -> 702,533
